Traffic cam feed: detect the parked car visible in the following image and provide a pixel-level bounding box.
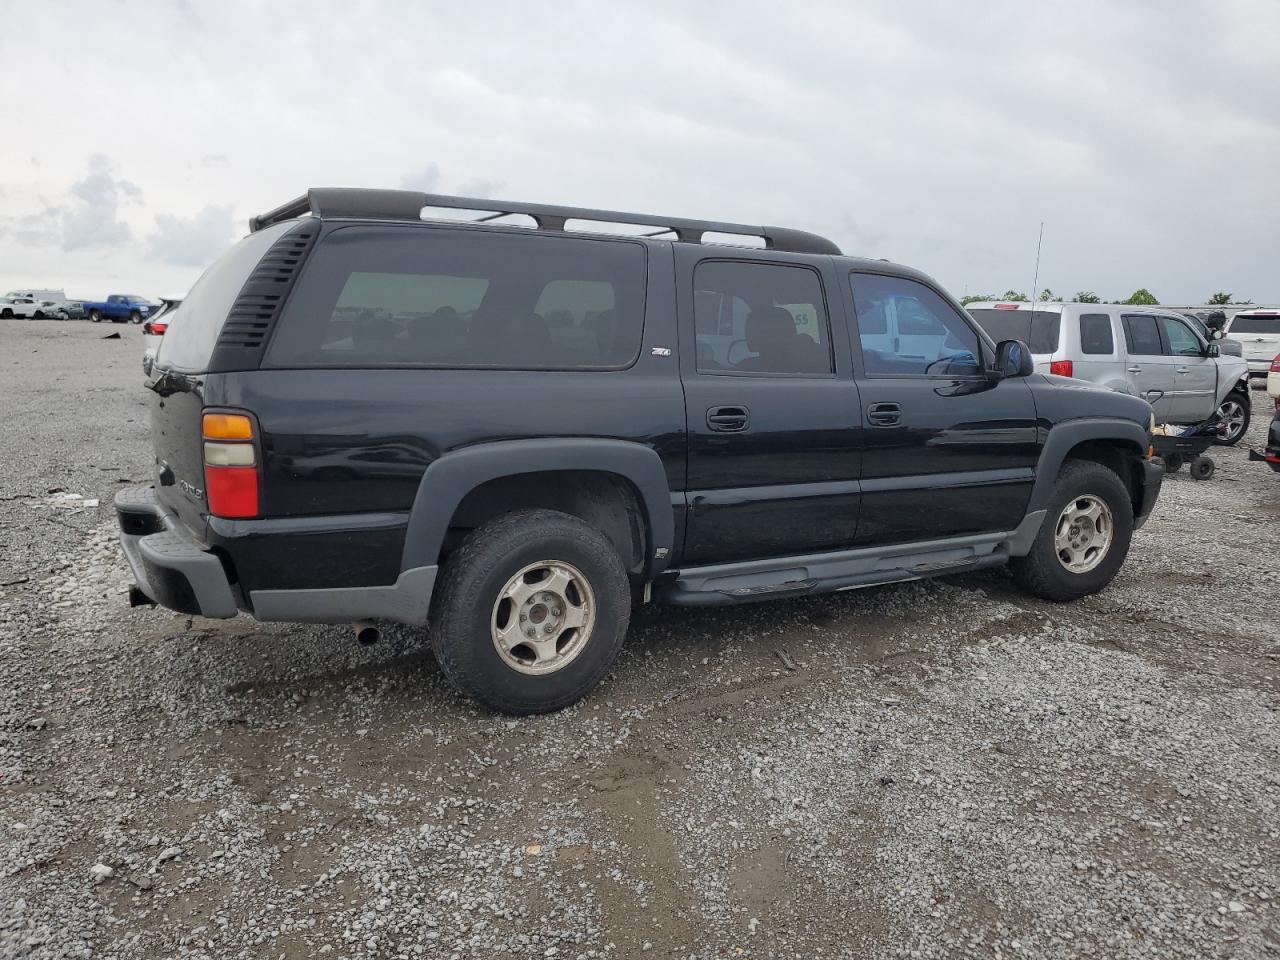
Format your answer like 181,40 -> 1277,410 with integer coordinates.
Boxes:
141,298 -> 184,373
968,301 -> 1252,445
115,187 -> 1163,713
83,294 -> 159,324
1222,309 -> 1280,386
1181,311 -> 1243,357
1248,397 -> 1280,473
5,287 -> 66,302
1268,352 -> 1280,401
0,295 -> 50,319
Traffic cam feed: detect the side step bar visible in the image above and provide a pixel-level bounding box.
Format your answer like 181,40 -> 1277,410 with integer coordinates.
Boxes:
655,520 -> 1042,607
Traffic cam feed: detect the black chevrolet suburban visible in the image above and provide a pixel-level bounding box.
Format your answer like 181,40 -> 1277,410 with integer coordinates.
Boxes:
116,188 -> 1163,713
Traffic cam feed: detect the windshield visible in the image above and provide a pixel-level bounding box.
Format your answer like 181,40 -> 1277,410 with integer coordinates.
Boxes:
967,308 -> 1062,354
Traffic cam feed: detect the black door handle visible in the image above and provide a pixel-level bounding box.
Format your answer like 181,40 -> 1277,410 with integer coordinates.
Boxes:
707,405 -> 750,432
867,402 -> 901,426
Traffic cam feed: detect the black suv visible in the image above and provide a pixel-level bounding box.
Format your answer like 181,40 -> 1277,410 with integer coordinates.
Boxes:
116,188 -> 1163,713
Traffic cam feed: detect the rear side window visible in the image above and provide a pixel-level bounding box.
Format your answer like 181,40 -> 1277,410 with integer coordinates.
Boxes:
156,221 -> 296,373
267,226 -> 645,369
693,261 -> 832,375
967,309 -> 1062,353
1079,313 -> 1114,354
1122,314 -> 1162,356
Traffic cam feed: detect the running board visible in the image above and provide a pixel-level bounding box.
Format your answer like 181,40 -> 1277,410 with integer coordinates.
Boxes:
657,532 -> 1018,607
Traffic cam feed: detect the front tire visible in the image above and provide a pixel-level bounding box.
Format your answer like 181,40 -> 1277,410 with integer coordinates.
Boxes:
1011,460 -> 1134,602
129,310 -> 143,324
429,509 -> 631,714
89,309 -> 102,323
1213,392 -> 1250,446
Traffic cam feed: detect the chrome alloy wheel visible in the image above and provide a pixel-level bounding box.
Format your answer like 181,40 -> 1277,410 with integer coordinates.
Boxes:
1054,495 -> 1114,574
491,560 -> 595,675
1216,399 -> 1247,443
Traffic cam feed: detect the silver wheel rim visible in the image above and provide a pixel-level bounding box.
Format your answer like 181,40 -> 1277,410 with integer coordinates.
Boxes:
1054,495 -> 1114,574
1217,400 -> 1245,441
491,560 -> 595,676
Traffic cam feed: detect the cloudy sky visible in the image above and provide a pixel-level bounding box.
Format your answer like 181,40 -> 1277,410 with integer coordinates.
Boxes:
2,0 -> 1277,304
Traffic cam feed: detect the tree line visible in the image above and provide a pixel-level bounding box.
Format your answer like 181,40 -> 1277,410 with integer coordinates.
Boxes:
958,290 -> 1253,307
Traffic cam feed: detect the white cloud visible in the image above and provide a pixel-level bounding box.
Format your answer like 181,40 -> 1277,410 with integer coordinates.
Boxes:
145,205 -> 237,266
60,154 -> 141,251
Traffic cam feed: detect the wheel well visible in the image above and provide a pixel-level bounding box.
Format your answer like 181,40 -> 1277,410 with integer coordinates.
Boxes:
444,470 -> 647,575
1063,440 -> 1146,516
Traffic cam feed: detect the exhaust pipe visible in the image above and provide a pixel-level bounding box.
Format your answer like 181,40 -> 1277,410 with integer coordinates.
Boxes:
353,621 -> 380,646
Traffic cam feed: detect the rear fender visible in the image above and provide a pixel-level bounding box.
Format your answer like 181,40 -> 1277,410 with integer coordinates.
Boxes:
401,438 -> 675,577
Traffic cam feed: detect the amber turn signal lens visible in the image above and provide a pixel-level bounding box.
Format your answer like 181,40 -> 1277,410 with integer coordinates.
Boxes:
202,412 -> 253,440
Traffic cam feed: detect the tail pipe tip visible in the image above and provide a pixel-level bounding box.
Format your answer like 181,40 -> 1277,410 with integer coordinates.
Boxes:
353,621 -> 380,646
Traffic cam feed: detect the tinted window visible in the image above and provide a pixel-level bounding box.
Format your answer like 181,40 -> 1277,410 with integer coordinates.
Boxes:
1079,313 -> 1114,354
693,261 -> 832,375
1123,314 -> 1163,356
851,274 -> 983,377
1230,316 -> 1280,334
156,221 -> 296,373
267,226 -> 645,369
1160,316 -> 1203,357
967,309 -> 1062,353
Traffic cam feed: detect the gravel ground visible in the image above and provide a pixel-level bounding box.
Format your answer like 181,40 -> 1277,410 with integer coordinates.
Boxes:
2,318 -> 1278,959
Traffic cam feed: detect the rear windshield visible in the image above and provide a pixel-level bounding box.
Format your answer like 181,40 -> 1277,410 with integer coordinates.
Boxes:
967,308 -> 1062,354
266,225 -> 646,370
155,221 -> 295,373
1230,316 -> 1280,334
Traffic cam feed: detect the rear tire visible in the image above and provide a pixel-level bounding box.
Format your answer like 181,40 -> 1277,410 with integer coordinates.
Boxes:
429,509 -> 631,714
89,309 -> 101,323
0,309 -> 12,319
1011,460 -> 1133,602
1213,392 -> 1249,446
129,310 -> 143,324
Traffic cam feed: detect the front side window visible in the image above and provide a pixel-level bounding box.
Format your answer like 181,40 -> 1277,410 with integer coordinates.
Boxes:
850,273 -> 982,376
1079,313 -> 1114,355
693,261 -> 832,375
1160,316 -> 1204,357
267,226 -> 645,369
1122,314 -> 1163,356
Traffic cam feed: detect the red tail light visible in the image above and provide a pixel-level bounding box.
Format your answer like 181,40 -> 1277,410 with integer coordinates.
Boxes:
202,411 -> 259,518
143,320 -> 168,335
1049,360 -> 1074,378
1270,353 -> 1280,373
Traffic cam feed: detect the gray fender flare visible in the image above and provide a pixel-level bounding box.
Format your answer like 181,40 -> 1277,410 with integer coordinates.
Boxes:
400,438 -> 675,576
1026,418 -> 1149,516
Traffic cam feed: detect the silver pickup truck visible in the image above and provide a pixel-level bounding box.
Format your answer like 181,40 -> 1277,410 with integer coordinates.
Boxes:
968,301 -> 1253,445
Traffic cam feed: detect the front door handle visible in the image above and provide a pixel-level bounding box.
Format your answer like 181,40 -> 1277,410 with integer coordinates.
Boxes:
1174,365 -> 1189,374
706,405 -> 750,432
867,401 -> 901,426
1126,365 -> 1142,373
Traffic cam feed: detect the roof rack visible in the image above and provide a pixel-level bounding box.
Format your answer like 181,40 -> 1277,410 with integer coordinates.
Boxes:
249,188 -> 841,255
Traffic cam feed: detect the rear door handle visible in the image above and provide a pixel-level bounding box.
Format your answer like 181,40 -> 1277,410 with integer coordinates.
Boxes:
867,402 -> 901,426
706,405 -> 750,432
1175,365 -> 1189,374
1126,365 -> 1142,373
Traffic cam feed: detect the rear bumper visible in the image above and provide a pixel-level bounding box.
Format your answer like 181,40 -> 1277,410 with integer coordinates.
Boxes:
1134,458 -> 1164,529
114,486 -> 437,625
115,486 -> 240,618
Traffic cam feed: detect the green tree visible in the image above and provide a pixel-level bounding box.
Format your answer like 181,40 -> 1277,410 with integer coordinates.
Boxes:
1207,292 -> 1233,305
1038,288 -> 1055,302
1073,291 -> 1101,303
1000,290 -> 1029,302
1123,288 -> 1159,305
960,294 -> 995,306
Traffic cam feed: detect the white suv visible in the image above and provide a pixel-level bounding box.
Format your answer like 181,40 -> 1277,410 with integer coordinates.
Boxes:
968,301 -> 1253,445
1222,309 -> 1280,385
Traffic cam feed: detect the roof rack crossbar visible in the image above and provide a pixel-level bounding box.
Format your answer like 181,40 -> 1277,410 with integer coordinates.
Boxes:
249,188 -> 840,255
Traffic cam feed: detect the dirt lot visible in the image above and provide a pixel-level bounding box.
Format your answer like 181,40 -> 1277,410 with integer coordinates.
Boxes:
2,319 -> 1278,959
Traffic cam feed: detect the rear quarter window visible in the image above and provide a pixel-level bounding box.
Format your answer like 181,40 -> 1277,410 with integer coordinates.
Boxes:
1078,313 -> 1114,354
156,221 -> 296,373
266,225 -> 646,370
966,309 -> 1062,354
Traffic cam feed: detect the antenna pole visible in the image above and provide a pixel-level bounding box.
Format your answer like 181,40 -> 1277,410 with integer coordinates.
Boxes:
1030,222 -> 1044,303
